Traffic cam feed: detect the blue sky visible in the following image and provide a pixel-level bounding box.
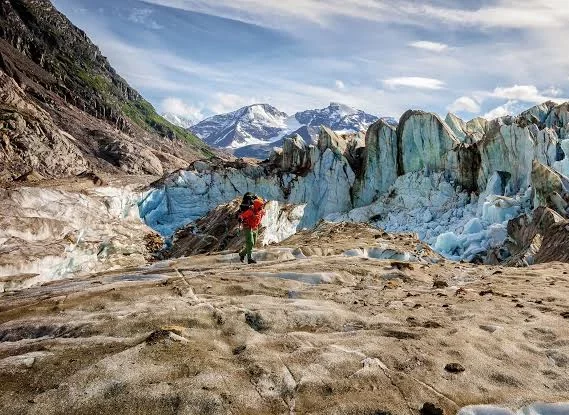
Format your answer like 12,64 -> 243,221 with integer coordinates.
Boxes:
52,0 -> 569,123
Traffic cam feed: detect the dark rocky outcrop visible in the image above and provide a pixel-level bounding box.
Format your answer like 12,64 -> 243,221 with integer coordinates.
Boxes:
0,0 -> 211,182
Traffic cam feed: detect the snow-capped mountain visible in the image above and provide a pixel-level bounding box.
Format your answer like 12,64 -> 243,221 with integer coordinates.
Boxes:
161,112 -> 195,129
295,102 -> 378,134
190,104 -> 292,148
190,102 -> 383,157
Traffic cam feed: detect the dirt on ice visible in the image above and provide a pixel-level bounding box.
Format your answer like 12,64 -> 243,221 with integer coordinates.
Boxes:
0,224 -> 568,414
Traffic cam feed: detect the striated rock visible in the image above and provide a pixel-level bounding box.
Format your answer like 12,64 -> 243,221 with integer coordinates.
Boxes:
0,72 -> 90,179
505,207 -> 567,266
97,137 -> 164,176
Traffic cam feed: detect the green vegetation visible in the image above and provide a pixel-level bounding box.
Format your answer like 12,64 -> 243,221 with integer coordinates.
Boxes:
76,70 -> 111,94
122,99 -> 213,156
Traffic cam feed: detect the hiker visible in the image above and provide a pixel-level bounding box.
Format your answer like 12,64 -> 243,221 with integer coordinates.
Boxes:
238,195 -> 266,264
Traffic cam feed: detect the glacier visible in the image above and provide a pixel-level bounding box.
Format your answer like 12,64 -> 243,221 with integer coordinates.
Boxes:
140,102 -> 569,263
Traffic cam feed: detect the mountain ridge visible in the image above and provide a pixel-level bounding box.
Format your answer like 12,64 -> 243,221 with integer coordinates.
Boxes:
189,101 -> 389,158
0,0 -> 211,182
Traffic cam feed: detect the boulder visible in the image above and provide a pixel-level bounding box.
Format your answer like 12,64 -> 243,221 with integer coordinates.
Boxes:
505,206 -> 569,266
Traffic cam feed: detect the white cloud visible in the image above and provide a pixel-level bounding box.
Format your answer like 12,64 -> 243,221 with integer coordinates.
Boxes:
447,96 -> 480,113
409,41 -> 448,52
161,98 -> 204,123
335,80 -> 345,89
128,8 -> 163,30
484,84 -> 566,104
489,85 -> 546,102
483,100 -> 521,119
383,77 -> 445,90
141,0 -> 569,31
209,93 -> 258,114
542,86 -> 563,97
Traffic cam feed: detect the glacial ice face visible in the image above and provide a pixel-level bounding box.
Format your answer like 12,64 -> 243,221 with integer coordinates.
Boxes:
398,110 -> 461,175
141,102 -> 569,263
0,185 -> 153,290
328,170 -> 530,262
261,201 -> 305,246
553,139 -> 569,177
139,143 -> 355,238
355,119 -> 398,206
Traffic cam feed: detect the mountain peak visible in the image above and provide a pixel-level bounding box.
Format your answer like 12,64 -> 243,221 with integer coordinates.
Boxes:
191,103 -> 379,158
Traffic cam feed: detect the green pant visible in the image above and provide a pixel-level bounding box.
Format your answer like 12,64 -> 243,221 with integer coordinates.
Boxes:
239,227 -> 258,259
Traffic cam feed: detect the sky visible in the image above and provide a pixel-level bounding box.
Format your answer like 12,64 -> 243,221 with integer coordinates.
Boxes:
52,0 -> 569,124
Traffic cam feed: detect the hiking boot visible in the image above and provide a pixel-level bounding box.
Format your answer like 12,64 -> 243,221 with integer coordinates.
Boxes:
248,258 -> 257,264
239,253 -> 245,263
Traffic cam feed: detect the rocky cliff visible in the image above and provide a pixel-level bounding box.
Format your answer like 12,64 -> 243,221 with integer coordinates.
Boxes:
0,0 -> 211,182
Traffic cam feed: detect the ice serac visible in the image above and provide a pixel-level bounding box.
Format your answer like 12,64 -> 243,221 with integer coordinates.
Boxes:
281,134 -> 310,172
545,102 -> 569,135
397,110 -> 461,177
0,182 -> 158,291
355,119 -> 398,207
465,117 -> 488,142
445,112 -> 467,142
477,117 -> 558,193
140,127 -> 356,236
444,113 -> 488,144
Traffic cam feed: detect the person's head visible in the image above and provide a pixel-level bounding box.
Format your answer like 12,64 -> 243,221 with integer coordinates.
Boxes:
253,198 -> 264,210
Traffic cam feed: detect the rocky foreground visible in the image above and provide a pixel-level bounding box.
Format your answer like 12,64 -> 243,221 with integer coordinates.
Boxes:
1,224 -> 568,415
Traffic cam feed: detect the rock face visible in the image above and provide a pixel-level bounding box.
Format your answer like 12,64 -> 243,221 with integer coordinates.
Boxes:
504,207 -> 566,266
0,0 -> 210,183
0,72 -> 89,179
